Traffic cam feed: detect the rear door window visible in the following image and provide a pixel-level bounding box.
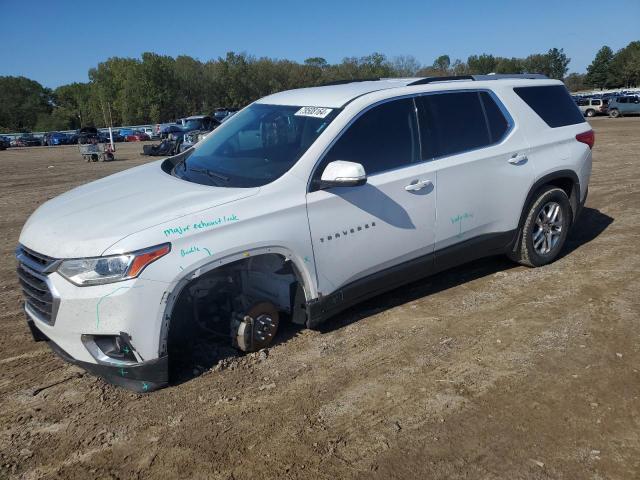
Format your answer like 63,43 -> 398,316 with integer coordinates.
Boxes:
416,91 -> 500,159
514,85 -> 585,128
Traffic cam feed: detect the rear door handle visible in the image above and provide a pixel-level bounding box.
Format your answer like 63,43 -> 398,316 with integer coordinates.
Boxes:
405,179 -> 433,191
508,153 -> 528,165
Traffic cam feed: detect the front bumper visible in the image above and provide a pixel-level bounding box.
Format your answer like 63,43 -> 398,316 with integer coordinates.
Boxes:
17,243 -> 172,392
26,316 -> 168,392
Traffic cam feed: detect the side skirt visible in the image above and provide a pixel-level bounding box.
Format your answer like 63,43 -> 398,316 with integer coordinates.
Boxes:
306,229 -> 517,328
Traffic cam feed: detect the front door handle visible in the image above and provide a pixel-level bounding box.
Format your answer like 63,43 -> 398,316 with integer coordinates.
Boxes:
405,179 -> 433,192
508,153 -> 528,165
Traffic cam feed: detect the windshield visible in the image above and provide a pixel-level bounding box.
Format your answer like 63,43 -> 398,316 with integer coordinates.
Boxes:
172,103 -> 339,187
183,119 -> 205,130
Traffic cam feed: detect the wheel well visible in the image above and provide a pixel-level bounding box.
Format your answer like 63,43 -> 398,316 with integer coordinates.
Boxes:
549,177 -> 579,222
532,175 -> 579,223
517,172 -> 580,238
161,254 -> 307,378
545,177 -> 573,199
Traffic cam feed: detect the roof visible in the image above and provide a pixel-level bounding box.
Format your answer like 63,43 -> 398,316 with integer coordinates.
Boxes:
257,78 -> 420,109
257,74 -> 550,109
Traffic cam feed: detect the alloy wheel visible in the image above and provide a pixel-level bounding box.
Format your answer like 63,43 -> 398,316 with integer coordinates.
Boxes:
532,201 -> 563,255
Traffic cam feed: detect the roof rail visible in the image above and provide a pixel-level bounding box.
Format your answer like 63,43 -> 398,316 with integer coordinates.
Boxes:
408,73 -> 548,86
321,78 -> 380,86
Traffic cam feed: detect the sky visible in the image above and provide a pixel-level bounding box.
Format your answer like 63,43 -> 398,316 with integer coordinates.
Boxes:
1,0 -> 638,88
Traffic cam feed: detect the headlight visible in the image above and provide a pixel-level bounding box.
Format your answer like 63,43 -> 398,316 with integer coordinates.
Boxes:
57,243 -> 170,286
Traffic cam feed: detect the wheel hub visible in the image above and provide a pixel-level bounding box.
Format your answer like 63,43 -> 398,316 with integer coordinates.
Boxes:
254,314 -> 277,344
231,302 -> 279,352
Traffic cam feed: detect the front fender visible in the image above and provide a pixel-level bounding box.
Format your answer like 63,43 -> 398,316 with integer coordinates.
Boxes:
154,245 -> 314,357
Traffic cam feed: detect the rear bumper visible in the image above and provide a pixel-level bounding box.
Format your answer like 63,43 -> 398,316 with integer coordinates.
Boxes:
575,186 -> 588,223
26,317 -> 168,393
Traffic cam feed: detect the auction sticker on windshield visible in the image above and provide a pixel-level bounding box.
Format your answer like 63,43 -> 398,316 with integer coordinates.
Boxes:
294,106 -> 333,118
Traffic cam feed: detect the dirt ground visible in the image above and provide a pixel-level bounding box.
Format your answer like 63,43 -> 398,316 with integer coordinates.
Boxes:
0,120 -> 638,480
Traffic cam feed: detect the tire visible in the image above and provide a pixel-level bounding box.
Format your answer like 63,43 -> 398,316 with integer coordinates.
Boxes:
609,109 -> 620,118
510,186 -> 571,267
585,109 -> 596,117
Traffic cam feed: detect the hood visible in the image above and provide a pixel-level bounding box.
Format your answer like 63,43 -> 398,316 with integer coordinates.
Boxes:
19,161 -> 259,258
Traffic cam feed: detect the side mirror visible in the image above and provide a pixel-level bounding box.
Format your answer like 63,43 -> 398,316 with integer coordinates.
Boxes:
319,160 -> 367,189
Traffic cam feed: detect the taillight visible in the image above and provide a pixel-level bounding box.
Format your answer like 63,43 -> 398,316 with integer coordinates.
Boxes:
576,130 -> 595,150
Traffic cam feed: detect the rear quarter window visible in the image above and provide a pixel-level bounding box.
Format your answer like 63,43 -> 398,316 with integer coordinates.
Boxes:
479,92 -> 509,142
514,85 -> 585,128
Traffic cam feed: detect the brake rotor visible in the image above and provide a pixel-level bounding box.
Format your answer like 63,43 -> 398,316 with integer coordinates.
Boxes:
233,302 -> 279,352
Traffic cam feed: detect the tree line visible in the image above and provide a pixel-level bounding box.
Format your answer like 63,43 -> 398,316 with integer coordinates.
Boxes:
0,41 -> 638,133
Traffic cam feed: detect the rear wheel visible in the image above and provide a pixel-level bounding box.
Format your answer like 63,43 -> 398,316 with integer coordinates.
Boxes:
511,186 -> 571,267
609,108 -> 620,118
585,109 -> 596,117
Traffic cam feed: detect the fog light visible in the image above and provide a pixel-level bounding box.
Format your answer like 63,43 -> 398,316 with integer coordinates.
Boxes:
83,334 -> 137,362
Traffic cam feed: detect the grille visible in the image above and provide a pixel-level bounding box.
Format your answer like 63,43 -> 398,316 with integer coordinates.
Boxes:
20,246 -> 56,269
15,245 -> 59,325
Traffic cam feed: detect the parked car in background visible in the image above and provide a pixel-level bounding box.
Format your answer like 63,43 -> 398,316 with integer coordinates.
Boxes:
575,98 -> 608,117
0,135 -> 10,150
75,127 -> 100,144
160,124 -> 185,140
179,129 -> 212,152
125,130 -> 150,142
176,116 -> 220,152
140,127 -> 156,139
43,132 -> 69,146
220,111 -> 238,123
608,96 -> 640,117
15,134 -> 42,147
159,116 -> 219,140
118,128 -> 135,138
216,108 -> 239,121
104,130 -> 125,142
182,115 -> 218,133
212,108 -> 232,122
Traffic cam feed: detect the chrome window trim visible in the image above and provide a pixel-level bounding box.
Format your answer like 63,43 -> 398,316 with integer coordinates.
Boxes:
307,88 -> 515,192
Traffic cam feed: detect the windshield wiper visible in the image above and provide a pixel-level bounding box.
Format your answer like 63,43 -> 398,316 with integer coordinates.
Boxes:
188,167 -> 230,183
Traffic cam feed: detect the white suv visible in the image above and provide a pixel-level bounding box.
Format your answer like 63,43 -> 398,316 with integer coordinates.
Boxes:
575,97 -> 608,117
17,75 -> 593,392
